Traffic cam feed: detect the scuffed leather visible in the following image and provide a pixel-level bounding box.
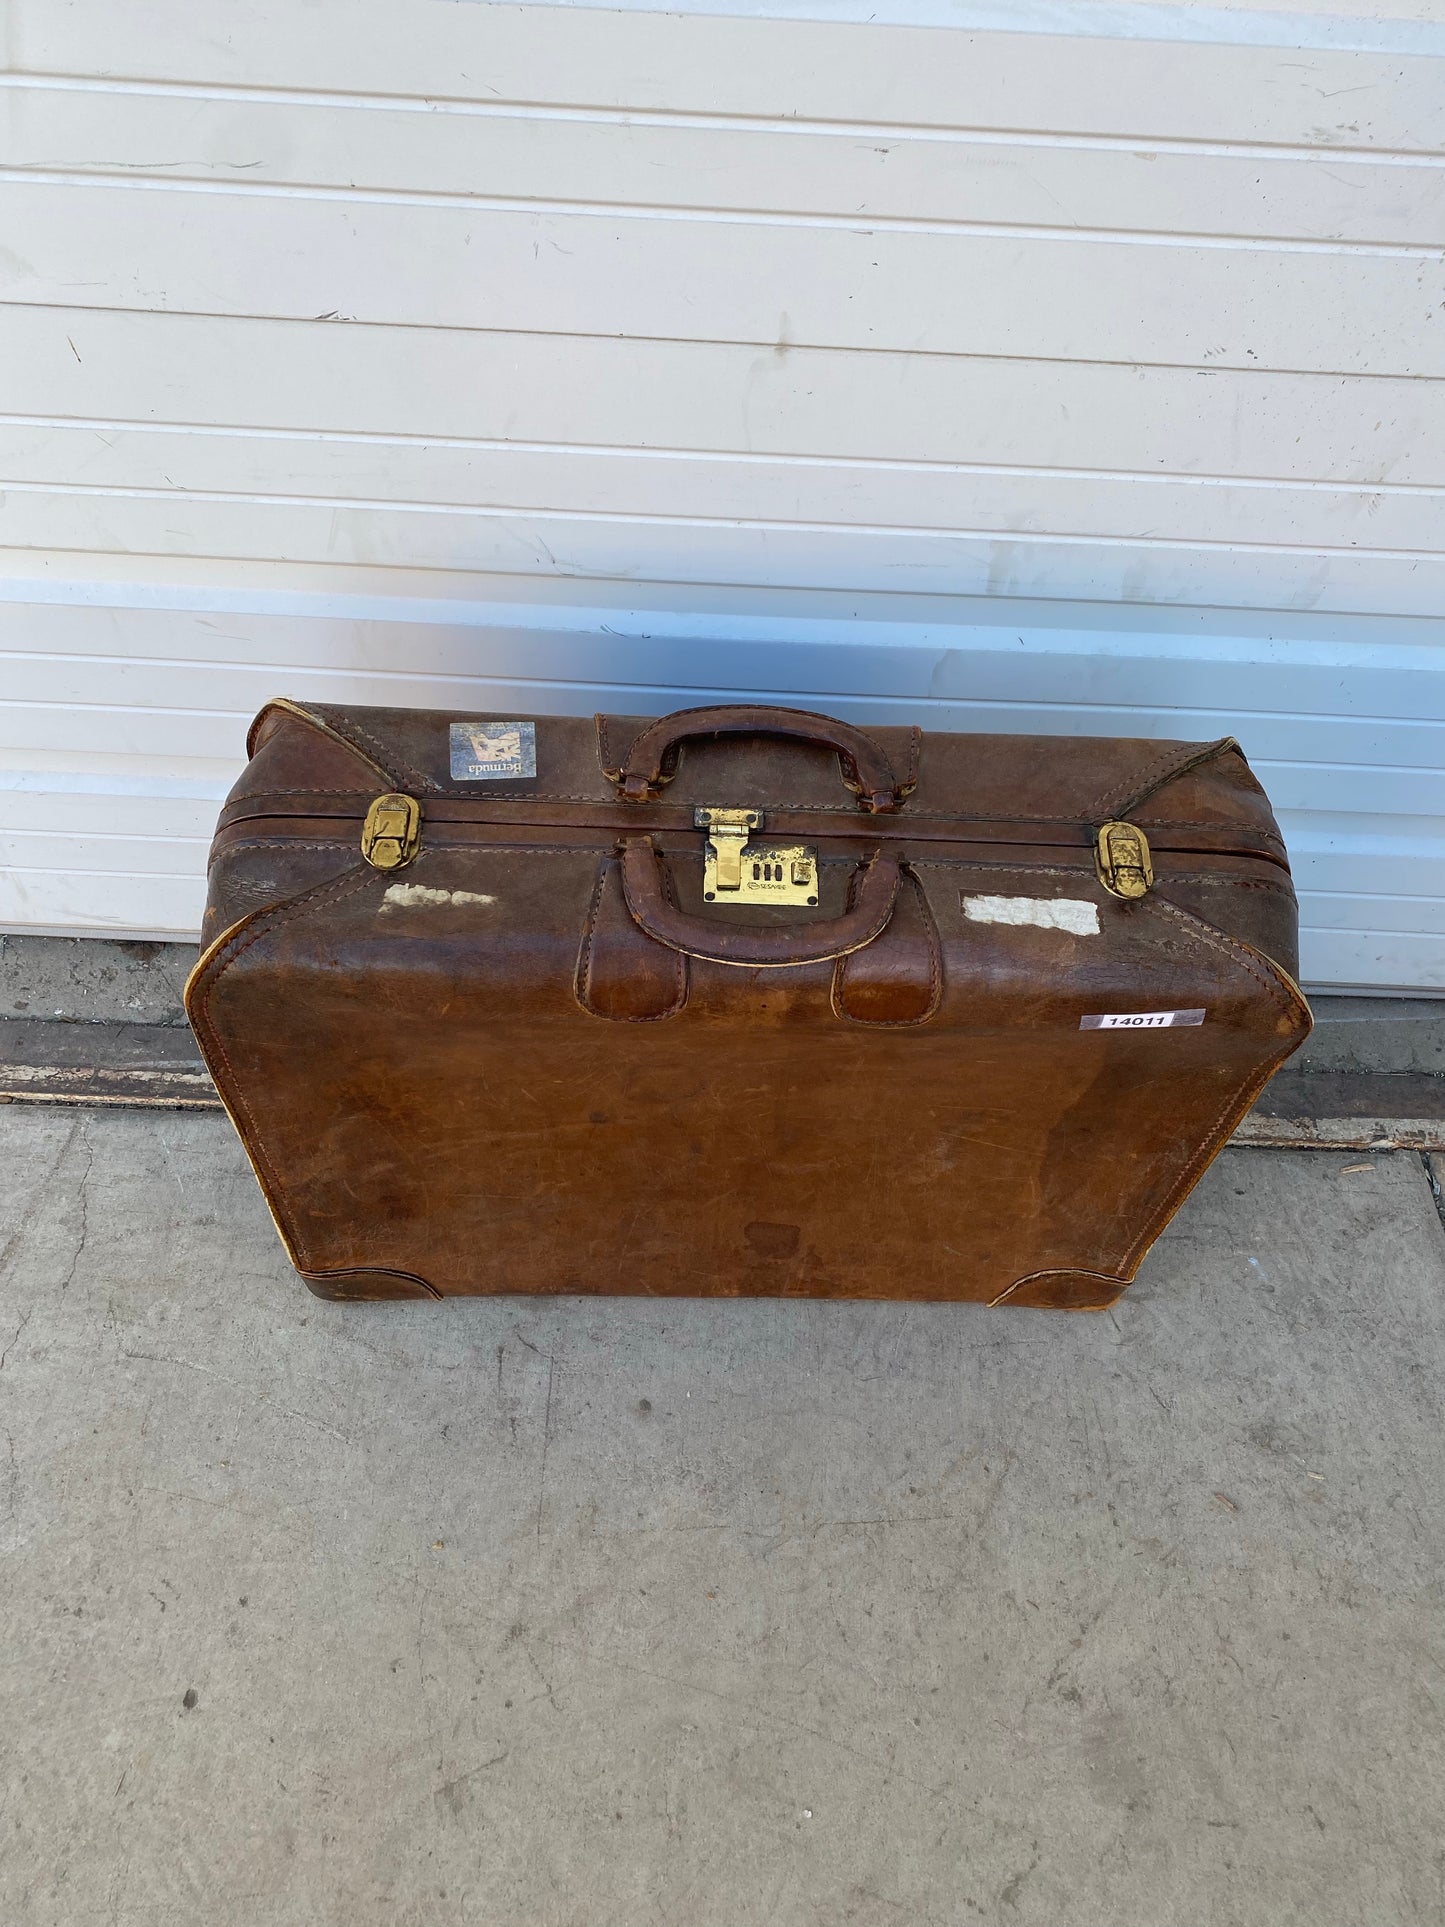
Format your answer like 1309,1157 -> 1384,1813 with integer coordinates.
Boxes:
601,703 -> 915,811
188,700 -> 1313,1305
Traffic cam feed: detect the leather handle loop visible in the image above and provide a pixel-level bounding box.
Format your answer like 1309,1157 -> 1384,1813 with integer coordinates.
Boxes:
620,838 -> 900,967
604,704 -> 907,813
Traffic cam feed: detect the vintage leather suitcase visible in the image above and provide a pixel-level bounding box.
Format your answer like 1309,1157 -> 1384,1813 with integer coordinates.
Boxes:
187,699 -> 1310,1309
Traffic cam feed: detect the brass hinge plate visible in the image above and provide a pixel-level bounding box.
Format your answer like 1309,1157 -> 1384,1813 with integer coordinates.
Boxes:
696,806 -> 819,905
1095,820 -> 1153,900
362,792 -> 421,870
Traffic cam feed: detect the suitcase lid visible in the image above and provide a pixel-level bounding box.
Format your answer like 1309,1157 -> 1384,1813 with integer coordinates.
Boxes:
226,698 -> 1287,875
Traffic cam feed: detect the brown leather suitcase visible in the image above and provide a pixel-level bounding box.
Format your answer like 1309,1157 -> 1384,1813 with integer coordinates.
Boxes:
187,699 -> 1310,1309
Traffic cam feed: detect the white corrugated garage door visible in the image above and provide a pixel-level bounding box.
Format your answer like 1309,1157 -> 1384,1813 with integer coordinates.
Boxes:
2,0 -> 1443,988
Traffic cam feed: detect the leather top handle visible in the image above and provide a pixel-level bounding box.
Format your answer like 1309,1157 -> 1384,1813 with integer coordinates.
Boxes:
603,704 -> 909,813
621,838 -> 900,967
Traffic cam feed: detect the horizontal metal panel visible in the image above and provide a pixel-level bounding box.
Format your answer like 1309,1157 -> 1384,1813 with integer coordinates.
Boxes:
13,3 -> 1444,149
6,588 -> 1441,744
1298,928 -> 1445,990
8,306 -> 1443,489
0,863 -> 205,938
6,83 -> 1443,248
6,830 -> 207,875
3,426 -> 1442,557
0,786 -> 221,837
4,181 -> 1440,378
6,585 -> 1445,729
4,487 -> 1444,617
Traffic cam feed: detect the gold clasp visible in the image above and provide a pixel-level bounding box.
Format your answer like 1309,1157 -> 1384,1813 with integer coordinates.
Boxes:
362,792 -> 421,870
696,807 -> 818,905
1095,820 -> 1153,900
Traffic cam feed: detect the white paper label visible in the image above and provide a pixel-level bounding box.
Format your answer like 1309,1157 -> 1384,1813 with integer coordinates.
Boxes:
1080,1009 -> 1207,1030
963,895 -> 1100,936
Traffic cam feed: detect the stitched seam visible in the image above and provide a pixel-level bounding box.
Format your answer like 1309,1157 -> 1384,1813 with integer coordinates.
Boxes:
988,891 -> 1306,1291
206,839 -> 361,877
190,866 -> 376,1270
1117,1058 -> 1288,1279
1158,877 -> 1296,897
341,716 -> 437,793
436,790 -> 610,802
317,712 -> 440,794
1086,737 -> 1237,822
262,701 -> 394,788
1147,897 -> 1297,1019
912,859 -> 1089,876
911,860 -> 1290,893
222,789 -> 1282,836
574,859 -> 610,1018
1109,897 -> 1307,1273
308,1267 -> 443,1302
1086,742 -> 1201,820
834,871 -> 942,1028
658,861 -> 689,1015
990,1268 -> 1126,1309
576,857 -> 687,1022
212,839 -> 359,853
223,788 -> 380,803
1132,816 -> 1280,837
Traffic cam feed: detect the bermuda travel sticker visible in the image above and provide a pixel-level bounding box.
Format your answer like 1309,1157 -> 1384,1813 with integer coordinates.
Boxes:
449,720 -> 537,781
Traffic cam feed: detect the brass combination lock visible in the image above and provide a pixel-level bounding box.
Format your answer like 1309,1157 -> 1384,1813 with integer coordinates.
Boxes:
696,808 -> 819,905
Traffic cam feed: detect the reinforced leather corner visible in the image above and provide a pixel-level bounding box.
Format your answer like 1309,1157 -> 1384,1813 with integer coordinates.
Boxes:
300,1267 -> 443,1301
990,1269 -> 1131,1311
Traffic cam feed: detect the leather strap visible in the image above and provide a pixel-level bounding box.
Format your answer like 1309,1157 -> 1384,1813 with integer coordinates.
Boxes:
602,704 -> 909,813
620,837 -> 900,967
832,870 -> 942,1024
576,854 -> 688,1020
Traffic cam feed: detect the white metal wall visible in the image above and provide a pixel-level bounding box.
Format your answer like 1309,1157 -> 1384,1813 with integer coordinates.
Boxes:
2,0 -> 1443,988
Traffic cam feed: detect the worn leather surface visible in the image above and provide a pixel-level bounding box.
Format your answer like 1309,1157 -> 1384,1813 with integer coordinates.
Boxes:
189,700 -> 1311,1306
604,703 -> 916,811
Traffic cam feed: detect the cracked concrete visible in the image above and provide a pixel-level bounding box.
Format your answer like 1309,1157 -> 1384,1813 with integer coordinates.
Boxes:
0,935 -> 193,1026
2,1107 -> 1444,1926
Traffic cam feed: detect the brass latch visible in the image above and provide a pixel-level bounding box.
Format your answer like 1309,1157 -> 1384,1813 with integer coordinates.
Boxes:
1095,820 -> 1153,900
362,792 -> 421,870
696,807 -> 819,905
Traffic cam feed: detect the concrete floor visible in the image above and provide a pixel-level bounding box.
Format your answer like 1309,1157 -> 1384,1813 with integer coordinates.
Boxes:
2,1109 -> 1444,1927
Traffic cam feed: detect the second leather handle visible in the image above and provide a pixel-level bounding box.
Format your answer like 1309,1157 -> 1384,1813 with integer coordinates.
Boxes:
620,838 -> 901,967
606,704 -> 908,813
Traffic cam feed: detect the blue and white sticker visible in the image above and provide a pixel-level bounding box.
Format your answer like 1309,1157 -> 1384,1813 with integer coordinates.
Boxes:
450,720 -> 536,780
